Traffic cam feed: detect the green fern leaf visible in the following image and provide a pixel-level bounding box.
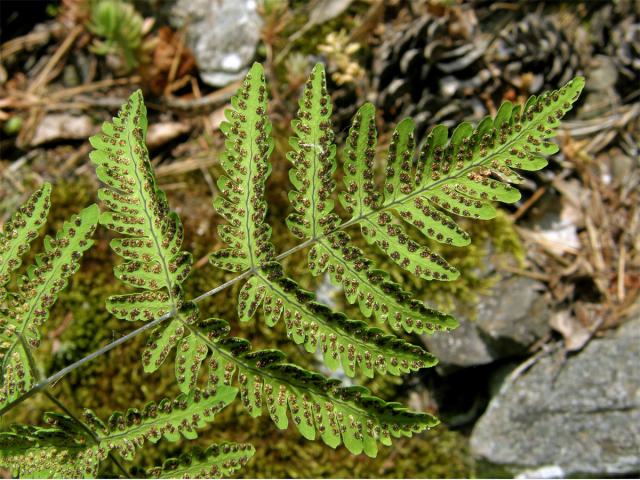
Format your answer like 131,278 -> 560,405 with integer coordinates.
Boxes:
84,385 -> 237,461
197,318 -> 438,457
210,62 -> 275,272
88,90 -> 237,396
286,64 -> 341,239
211,63 -> 438,376
241,262 -> 437,376
0,387 -> 238,477
0,184 -> 51,300
145,443 -> 255,479
0,416 -> 99,478
339,102 -> 379,217
308,231 -> 458,333
342,77 -> 584,282
90,90 -> 195,377
286,65 -> 457,334
1,203 -> 98,408
238,263 -> 437,377
340,105 -> 458,281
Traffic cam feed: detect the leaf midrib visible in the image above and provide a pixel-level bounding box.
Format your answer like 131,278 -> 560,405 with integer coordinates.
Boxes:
309,98 -> 320,240
253,271 -> 423,364
188,325 -> 432,427
126,118 -> 178,312
244,115 -> 257,269
316,238 -> 419,321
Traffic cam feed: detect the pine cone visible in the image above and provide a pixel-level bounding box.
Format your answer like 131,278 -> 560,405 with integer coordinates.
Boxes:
485,12 -> 583,97
590,0 -> 640,99
371,7 -> 493,140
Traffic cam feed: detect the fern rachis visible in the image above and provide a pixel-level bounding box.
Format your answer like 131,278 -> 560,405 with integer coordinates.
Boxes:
0,61 -> 584,477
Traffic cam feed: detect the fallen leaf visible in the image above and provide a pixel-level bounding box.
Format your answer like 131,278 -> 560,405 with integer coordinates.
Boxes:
30,114 -> 95,146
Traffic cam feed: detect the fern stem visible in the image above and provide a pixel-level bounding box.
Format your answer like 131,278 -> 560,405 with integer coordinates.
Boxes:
274,238 -> 316,261
192,268 -> 256,303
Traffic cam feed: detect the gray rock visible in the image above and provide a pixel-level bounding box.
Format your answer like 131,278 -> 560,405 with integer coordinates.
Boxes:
470,316 -> 640,477
423,276 -> 550,367
425,319 -> 495,367
171,0 -> 262,87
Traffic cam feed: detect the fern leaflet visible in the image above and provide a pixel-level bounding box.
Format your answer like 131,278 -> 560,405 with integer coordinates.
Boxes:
0,386 -> 239,478
340,77 -> 584,284
0,192 -> 98,409
196,318 -> 438,457
0,420 -> 98,478
209,63 -> 275,272
0,184 -> 51,300
144,443 -> 255,479
89,91 -> 201,389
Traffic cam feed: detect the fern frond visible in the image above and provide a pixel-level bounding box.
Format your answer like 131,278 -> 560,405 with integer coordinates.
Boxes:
210,62 -> 275,271
211,63 -> 437,376
195,318 -> 438,457
340,78 -> 584,283
286,65 -> 457,335
0,184 -> 51,300
1,203 -> 98,408
145,443 -> 255,479
72,69 -> 584,465
0,387 -> 238,478
90,90 -> 194,376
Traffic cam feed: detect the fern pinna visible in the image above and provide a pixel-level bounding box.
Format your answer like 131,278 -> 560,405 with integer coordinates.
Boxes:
0,185 -> 98,408
0,386 -> 252,477
0,62 -> 583,477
